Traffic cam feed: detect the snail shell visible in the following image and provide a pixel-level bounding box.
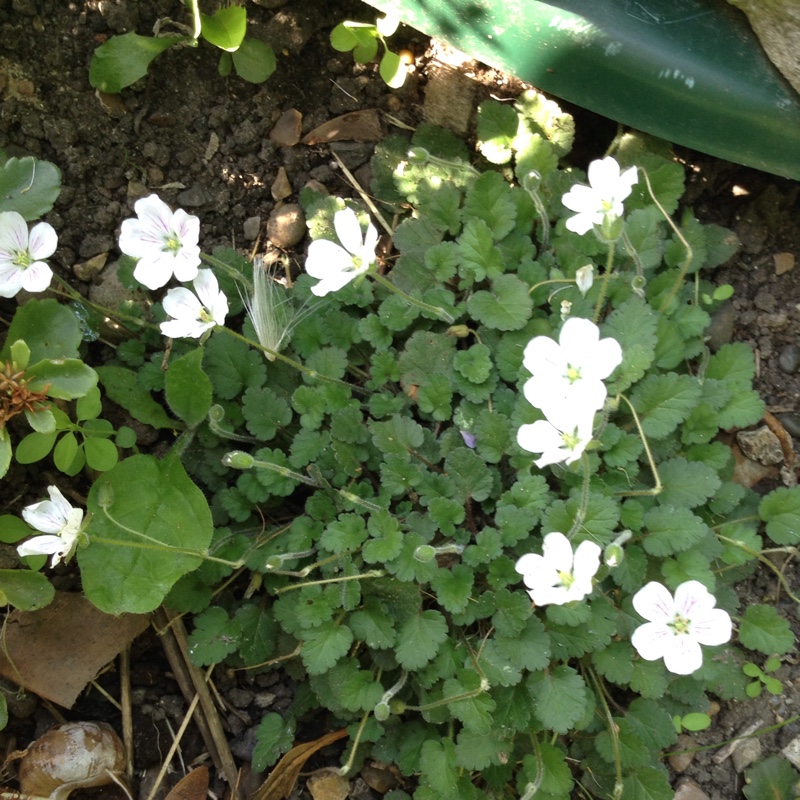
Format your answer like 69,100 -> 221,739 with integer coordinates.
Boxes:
19,721 -> 126,799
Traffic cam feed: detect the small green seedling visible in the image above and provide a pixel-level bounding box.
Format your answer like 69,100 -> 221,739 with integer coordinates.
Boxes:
90,1 -> 275,93
701,283 -> 734,305
743,657 -> 783,697
673,712 -> 712,734
330,12 -> 408,88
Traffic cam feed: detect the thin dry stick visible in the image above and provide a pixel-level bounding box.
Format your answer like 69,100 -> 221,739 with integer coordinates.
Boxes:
166,610 -> 240,794
144,690 -> 202,800
120,645 -> 134,785
330,151 -> 394,236
154,608 -> 225,777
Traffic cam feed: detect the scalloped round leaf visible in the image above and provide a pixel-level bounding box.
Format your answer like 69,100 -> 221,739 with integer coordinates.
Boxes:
759,486 -> 800,545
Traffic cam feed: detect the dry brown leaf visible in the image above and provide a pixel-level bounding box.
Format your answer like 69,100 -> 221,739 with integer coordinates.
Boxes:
0,591 -> 150,708
301,110 -> 382,145
774,251 -> 795,275
250,729 -> 348,800
164,766 -> 209,800
271,167 -> 292,201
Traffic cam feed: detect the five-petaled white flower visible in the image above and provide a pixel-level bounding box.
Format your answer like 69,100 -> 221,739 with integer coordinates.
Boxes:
18,486 -> 84,568
0,211 -> 57,298
160,268 -> 228,339
631,580 -> 732,675
305,207 -> 378,297
119,194 -> 201,290
562,156 -> 638,236
516,531 -> 601,607
522,317 -> 622,421
517,404 -> 595,468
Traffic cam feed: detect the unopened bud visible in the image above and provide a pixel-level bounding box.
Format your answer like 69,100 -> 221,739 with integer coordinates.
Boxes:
604,543 -> 624,568
373,701 -> 391,722
222,450 -> 254,469
407,146 -> 430,163
414,545 -> 436,563
575,265 -> 594,297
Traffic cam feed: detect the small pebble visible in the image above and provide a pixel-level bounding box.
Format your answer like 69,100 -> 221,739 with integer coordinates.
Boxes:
778,412 -> 800,438
778,343 -> 799,373
243,216 -> 261,241
731,737 -> 761,773
177,185 -> 212,208
668,735 -> 696,773
270,108 -> 302,146
267,203 -> 306,248
706,301 -> 736,350
673,778 -> 711,800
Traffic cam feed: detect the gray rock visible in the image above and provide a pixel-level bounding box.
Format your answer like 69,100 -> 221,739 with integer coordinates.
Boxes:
778,412 -> 800,437
706,301 -> 736,350
176,184 -> 212,208
778,343 -> 799,373
243,216 -> 262,241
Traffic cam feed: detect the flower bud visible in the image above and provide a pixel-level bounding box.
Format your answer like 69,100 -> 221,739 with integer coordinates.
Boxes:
222,451 -> 254,469
413,545 -> 436,563
604,543 -> 624,568
373,702 -> 391,722
575,265 -> 594,297
407,147 -> 430,163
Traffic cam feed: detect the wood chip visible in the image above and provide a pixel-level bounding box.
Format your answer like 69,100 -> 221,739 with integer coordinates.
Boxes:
302,110 -> 382,144
270,108 -> 303,146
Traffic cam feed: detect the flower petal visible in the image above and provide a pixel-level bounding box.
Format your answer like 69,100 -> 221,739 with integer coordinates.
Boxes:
0,211 -> 30,256
541,532 -> 574,573
691,608 -> 732,647
631,620 -> 672,661
662,634 -> 704,675
632,581 -> 676,623
673,580 -> 716,618
28,222 -> 58,260
0,264 -> 25,298
305,240 -> 352,280
573,539 -> 602,582
22,499 -> 67,534
333,208 -> 364,256
20,261 -> 53,293
17,534 -> 63,558
162,286 -> 202,320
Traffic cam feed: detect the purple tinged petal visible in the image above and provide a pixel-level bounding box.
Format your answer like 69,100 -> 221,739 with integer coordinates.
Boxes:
0,211 -> 30,256
691,608 -> 732,647
27,222 -> 58,260
20,261 -> 53,293
632,581 -> 676,623
0,264 -> 25,298
673,580 -> 715,618
17,534 -> 63,558
631,621 -> 672,661
162,286 -> 202,320
662,635 -> 704,675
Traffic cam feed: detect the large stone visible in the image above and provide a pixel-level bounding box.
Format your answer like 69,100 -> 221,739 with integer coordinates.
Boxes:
728,0 -> 800,95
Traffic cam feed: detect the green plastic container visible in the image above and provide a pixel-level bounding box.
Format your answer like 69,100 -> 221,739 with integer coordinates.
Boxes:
364,0 -> 800,179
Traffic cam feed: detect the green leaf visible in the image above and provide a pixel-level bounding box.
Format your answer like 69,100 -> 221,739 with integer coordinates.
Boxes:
165,347 -> 213,428
619,766 -> 673,800
642,506 -> 709,556
1,300 -> 82,363
89,32 -> 183,93
759,486 -> 800,545
444,670 -> 495,733
492,616 -> 552,672
350,597 -> 396,648
0,156 -> 61,219
476,100 -> 518,164
25,358 -> 97,400
395,610 -> 448,670
232,38 -> 276,83
0,569 -> 55,610
320,514 -> 369,554
187,606 -> 242,665
630,372 -> 702,439
457,218 -> 504,283
53,432 -> 80,473
300,621 -> 354,675
657,458 -> 721,508
242,386 -> 292,441
14,431 -> 57,463
379,49 -> 406,88
431,564 -> 474,613
97,365 -> 176,429
464,171 -> 517,239
399,330 -> 455,391
203,332 -> 266,400
200,5 -> 246,51
467,274 -> 533,331
83,436 -> 119,472
81,454 -> 213,614
593,641 -> 635,685
252,713 -> 295,772
444,449 -> 493,502
519,742 -> 574,798
0,429 -> 10,479
602,297 -> 658,394
739,605 -> 794,655
419,738 -> 458,798
330,22 -> 359,51
705,342 -> 756,386
743,756 -> 799,800
527,666 -> 587,734
455,727 -> 512,770
453,344 -> 493,383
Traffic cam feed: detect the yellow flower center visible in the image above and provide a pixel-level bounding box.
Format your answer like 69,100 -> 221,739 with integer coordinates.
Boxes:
670,613 -> 690,635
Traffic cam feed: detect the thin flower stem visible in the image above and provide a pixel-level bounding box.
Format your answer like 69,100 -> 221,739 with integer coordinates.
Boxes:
519,736 -> 544,800
567,453 -> 592,539
98,508 -> 244,567
218,325 -> 364,392
715,534 -> 800,604
586,666 -> 623,800
250,457 -> 321,487
593,239 -> 615,323
273,569 -> 384,594
614,394 -> 662,497
527,277 -> 574,297
370,272 -> 455,324
201,252 -> 253,292
339,710 -> 372,776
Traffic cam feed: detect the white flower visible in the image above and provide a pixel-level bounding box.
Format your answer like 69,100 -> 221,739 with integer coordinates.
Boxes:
517,405 -> 595,468
631,581 -> 733,675
522,317 -> 622,420
305,207 -> 378,297
119,194 -> 201,290
160,268 -> 228,339
0,211 -> 57,298
516,531 -> 601,607
562,156 -> 638,236
18,486 -> 84,567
